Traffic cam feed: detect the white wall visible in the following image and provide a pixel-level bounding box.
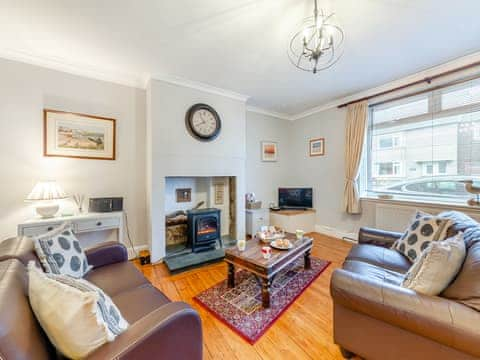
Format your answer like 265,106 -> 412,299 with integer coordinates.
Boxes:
146,79 -> 247,261
0,58 -> 147,247
290,107 -> 376,236
245,111 -> 293,207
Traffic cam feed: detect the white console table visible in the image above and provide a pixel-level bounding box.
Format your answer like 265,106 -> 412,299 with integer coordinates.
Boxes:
17,212 -> 124,249
269,209 -> 316,233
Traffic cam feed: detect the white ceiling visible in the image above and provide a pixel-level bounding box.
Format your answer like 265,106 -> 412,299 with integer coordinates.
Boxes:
1,0 -> 480,116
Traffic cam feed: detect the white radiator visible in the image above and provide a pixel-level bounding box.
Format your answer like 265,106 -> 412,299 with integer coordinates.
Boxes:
375,202 -> 480,232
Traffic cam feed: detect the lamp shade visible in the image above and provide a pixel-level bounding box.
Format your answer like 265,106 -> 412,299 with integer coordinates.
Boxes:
26,181 -> 68,201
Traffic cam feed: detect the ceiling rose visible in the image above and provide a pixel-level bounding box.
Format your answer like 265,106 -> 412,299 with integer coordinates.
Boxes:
288,0 -> 345,74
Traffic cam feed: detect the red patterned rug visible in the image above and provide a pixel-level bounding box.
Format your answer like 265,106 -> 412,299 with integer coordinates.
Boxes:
194,257 -> 330,344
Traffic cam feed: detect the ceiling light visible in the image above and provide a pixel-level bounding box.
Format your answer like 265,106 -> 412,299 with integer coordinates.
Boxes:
288,0 -> 345,74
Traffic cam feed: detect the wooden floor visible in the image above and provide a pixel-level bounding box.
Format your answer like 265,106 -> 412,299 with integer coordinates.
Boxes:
135,234 -> 354,360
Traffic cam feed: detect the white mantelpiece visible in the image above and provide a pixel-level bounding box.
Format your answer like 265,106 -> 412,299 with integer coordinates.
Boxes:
146,79 -> 246,262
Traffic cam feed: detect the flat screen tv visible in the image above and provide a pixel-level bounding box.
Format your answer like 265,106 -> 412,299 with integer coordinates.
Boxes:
278,187 -> 313,209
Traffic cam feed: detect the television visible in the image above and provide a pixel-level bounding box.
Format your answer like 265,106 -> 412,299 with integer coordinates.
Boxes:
278,187 -> 313,209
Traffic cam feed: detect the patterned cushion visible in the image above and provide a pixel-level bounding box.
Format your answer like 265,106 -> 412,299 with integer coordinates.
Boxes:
402,232 -> 466,295
28,262 -> 129,358
33,223 -> 92,278
393,211 -> 453,262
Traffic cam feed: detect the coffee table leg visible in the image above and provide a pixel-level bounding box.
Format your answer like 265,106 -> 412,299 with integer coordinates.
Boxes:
304,250 -> 311,270
262,279 -> 271,308
227,263 -> 235,288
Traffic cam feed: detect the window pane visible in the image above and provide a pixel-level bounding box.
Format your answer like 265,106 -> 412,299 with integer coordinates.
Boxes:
373,97 -> 428,125
441,80 -> 480,110
366,83 -> 480,202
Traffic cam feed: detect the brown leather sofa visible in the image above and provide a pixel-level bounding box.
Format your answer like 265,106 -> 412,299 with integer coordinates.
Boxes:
330,211 -> 480,360
0,237 -> 203,359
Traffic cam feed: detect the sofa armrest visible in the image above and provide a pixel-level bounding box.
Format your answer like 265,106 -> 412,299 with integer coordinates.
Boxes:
87,302 -> 202,360
358,227 -> 403,248
85,241 -> 128,269
330,269 -> 480,358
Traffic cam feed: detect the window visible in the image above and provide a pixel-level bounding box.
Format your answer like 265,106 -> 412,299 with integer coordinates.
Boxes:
364,78 -> 480,202
377,134 -> 402,149
374,162 -> 402,177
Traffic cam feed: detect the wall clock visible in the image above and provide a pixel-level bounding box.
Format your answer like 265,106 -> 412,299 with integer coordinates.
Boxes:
185,103 -> 221,141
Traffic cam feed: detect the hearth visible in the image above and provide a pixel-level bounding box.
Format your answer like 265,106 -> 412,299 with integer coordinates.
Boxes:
187,208 -> 222,252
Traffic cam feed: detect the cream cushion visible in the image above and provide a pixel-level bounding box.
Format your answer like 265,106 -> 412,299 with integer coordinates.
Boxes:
28,263 -> 128,359
402,232 -> 466,296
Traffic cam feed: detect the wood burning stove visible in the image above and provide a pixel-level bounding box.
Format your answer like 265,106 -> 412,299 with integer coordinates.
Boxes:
187,208 -> 222,252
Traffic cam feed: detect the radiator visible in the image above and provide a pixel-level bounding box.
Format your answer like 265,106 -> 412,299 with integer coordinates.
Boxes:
375,202 -> 480,232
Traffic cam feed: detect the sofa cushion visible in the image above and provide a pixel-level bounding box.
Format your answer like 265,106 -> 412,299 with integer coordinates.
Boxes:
442,241 -> 480,311
346,244 -> 411,273
342,260 -> 405,286
28,262 -> 128,359
403,233 -> 466,296
33,224 -> 92,278
85,261 -> 149,297
393,211 -> 452,262
112,284 -> 171,323
0,259 -> 54,360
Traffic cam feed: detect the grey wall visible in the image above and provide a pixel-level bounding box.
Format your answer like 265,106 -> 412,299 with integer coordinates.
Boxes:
245,111 -> 293,207
0,58 -> 147,246
290,107 -> 375,235
146,79 -> 247,261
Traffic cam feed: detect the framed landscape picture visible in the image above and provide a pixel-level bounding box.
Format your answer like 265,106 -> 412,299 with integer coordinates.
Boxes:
44,109 -> 116,160
309,138 -> 325,156
261,141 -> 278,162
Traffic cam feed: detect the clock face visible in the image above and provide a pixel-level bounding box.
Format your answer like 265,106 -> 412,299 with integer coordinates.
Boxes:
192,109 -> 217,137
185,104 -> 221,141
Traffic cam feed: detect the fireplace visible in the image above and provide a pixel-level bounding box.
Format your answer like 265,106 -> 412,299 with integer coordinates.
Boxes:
187,208 -> 222,253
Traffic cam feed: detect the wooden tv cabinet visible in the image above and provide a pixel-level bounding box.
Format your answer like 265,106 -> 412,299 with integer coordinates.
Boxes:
269,209 -> 316,233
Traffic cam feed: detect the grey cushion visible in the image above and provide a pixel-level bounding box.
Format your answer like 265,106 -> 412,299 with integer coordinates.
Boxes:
393,211 -> 453,262
33,223 -> 92,278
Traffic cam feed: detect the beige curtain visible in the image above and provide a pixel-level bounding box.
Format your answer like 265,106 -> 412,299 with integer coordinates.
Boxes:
344,101 -> 368,214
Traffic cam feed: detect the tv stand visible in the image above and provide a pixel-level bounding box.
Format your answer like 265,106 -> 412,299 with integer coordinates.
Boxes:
270,209 -> 316,233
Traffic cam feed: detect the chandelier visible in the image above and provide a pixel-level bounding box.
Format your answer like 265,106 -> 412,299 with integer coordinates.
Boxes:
288,0 -> 344,74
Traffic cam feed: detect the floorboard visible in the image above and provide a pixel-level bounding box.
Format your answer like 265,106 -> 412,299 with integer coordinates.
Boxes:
135,233 -> 356,360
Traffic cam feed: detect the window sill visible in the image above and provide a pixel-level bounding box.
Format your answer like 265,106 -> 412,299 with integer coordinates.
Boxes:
360,195 -> 480,213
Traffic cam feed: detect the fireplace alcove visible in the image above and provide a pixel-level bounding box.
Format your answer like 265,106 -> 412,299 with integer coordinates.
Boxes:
164,176 -> 237,263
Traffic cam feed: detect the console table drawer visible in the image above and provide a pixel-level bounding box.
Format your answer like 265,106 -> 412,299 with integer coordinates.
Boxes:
75,217 -> 120,233
21,223 -> 64,237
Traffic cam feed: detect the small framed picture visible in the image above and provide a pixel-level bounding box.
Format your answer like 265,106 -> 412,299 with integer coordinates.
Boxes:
309,138 -> 325,156
44,109 -> 116,160
176,188 -> 191,203
261,141 -> 278,162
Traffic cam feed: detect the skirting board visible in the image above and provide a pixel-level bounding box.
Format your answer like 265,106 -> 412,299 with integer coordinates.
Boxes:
314,225 -> 358,242
127,245 -> 150,260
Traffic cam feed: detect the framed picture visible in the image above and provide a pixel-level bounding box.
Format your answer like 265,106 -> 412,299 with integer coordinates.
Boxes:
44,109 -> 116,160
309,138 -> 325,156
214,182 -> 225,205
261,141 -> 278,162
176,188 -> 192,203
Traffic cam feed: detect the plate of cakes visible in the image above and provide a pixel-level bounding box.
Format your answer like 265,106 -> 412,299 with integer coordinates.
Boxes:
270,238 -> 293,250
256,226 -> 285,243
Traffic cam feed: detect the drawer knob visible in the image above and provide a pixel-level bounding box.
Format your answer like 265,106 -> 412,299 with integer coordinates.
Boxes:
96,222 -> 102,226
47,226 -> 53,231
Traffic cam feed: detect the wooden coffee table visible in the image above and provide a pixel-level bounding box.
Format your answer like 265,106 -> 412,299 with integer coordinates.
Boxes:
224,233 -> 313,308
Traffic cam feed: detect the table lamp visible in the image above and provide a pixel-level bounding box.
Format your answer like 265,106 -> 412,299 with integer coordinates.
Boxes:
25,181 -> 68,218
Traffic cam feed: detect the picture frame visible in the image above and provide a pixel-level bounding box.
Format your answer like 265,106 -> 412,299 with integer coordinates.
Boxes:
261,141 -> 278,162
176,188 -> 192,203
44,109 -> 116,160
309,138 -> 325,157
214,182 -> 225,205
